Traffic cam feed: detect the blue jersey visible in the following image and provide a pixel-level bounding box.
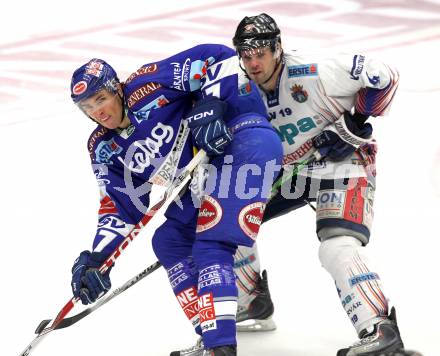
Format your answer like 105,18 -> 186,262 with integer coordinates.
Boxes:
87,44 -> 269,257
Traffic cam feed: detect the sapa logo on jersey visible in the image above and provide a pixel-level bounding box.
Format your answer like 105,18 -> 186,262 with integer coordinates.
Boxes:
196,195 -> 223,232
275,117 -> 317,145
238,202 -> 265,241
118,122 -> 174,174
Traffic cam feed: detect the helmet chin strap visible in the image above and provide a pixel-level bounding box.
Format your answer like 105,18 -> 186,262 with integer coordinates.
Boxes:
260,50 -> 283,87
118,92 -> 129,128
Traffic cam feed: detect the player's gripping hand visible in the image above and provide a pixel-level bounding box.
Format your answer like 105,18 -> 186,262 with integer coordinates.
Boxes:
187,96 -> 233,156
312,112 -> 373,161
71,250 -> 112,305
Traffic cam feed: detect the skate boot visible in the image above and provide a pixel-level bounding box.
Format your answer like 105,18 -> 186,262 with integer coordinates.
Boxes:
170,337 -> 204,356
202,345 -> 237,356
337,307 -> 422,356
236,270 -> 276,332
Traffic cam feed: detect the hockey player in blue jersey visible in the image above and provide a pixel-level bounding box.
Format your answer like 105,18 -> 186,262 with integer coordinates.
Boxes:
69,44 -> 283,356
229,13 -> 421,356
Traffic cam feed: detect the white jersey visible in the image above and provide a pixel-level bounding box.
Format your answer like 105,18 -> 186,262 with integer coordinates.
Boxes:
258,51 -> 399,177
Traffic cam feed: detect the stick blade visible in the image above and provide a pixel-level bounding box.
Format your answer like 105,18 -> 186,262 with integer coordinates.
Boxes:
35,319 -> 51,334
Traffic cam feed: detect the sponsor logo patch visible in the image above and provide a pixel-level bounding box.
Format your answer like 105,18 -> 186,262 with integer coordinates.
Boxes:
86,60 -> 104,77
176,287 -> 199,325
196,196 -> 223,233
88,126 -> 109,159
125,64 -> 159,84
238,202 -> 265,240
72,80 -> 88,95
234,253 -> 256,268
198,292 -> 216,332
127,82 -> 162,108
170,58 -> 190,90
288,64 -> 318,78
95,138 -> 123,164
316,189 -> 346,220
117,122 -> 174,174
366,72 -> 380,86
349,272 -> 380,287
133,95 -> 169,123
238,82 -> 252,96
350,55 -> 365,80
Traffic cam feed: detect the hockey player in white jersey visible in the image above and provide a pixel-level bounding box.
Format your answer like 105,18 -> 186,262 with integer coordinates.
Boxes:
231,13 -> 421,356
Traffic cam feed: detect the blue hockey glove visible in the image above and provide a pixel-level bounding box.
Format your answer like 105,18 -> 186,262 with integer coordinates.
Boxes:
312,112 -> 373,161
71,250 -> 112,305
186,96 -> 233,156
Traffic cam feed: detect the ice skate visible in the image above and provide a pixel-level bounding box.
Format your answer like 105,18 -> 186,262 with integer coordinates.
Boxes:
236,270 -> 276,332
202,345 -> 237,356
337,307 -> 422,356
170,337 -> 204,356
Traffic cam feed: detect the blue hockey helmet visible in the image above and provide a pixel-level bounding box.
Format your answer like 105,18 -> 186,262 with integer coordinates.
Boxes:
233,13 -> 281,56
70,58 -> 120,104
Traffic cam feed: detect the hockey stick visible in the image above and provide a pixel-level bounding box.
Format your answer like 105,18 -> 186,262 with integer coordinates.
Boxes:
269,151 -> 321,199
35,261 -> 162,333
31,151 -> 317,335
19,149 -> 207,356
41,151 -> 320,333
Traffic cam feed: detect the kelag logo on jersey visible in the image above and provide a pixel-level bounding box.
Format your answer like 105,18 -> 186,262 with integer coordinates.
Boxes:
118,122 -> 174,174
275,117 -> 317,145
95,138 -> 123,164
288,64 -> 318,78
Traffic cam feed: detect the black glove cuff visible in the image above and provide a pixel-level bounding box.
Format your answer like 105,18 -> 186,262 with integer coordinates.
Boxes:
89,251 -> 110,269
351,111 -> 369,126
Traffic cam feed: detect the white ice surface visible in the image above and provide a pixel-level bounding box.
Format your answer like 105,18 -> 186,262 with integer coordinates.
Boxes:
1,1 -> 439,355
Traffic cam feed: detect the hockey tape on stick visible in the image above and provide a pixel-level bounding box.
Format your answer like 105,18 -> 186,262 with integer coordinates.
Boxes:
19,149 -> 207,356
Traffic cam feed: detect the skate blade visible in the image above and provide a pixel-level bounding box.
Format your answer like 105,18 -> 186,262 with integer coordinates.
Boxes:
236,316 -> 277,332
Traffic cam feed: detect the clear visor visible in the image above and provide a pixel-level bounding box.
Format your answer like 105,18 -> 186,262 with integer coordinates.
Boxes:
76,90 -> 119,117
239,46 -> 271,60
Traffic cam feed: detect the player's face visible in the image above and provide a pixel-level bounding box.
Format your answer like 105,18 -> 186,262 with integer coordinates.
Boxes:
240,47 -> 277,85
79,89 -> 124,129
